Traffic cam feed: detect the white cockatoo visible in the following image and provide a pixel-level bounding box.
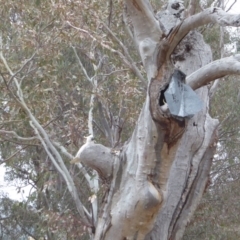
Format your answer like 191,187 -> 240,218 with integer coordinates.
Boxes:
70,135 -> 94,164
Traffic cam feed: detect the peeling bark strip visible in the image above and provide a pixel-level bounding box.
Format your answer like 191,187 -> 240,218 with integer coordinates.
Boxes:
132,0 -> 142,12
66,0 -> 240,239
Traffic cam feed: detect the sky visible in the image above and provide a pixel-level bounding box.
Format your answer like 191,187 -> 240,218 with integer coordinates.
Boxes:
0,0 -> 240,202
0,164 -> 32,200
224,0 -> 240,52
226,0 -> 240,13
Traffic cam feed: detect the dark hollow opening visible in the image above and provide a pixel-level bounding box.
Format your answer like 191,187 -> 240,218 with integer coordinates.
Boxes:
159,84 -> 169,106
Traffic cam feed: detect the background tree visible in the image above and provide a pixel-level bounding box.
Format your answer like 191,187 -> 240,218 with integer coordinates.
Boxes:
0,0 -> 240,240
183,3 -> 240,238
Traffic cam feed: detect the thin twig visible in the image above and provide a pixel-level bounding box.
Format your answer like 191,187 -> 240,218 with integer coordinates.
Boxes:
68,22 -> 138,76
8,51 -> 37,86
0,130 -> 37,141
0,72 -> 20,102
30,121 -> 92,226
72,46 -> 92,82
0,146 -> 29,164
226,0 -> 237,12
0,138 -> 39,146
0,45 -> 92,226
101,22 -> 146,88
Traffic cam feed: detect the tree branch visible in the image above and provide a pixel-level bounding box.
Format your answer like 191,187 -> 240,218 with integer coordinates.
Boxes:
68,22 -> 139,75
186,54 -> 240,90
125,0 -> 162,42
97,100 -> 113,146
0,130 -> 37,142
52,141 -> 95,190
0,47 -> 92,227
30,121 -> 92,226
209,4 -> 226,98
0,138 -> 39,146
101,22 -> 146,88
8,51 -> 37,87
125,0 -> 163,77
1,146 -> 29,164
72,45 -> 100,226
187,0 -> 198,16
72,46 -> 92,82
167,7 -> 240,57
226,0 -> 237,12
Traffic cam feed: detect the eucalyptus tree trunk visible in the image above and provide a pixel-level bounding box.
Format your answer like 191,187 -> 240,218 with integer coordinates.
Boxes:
72,1 -> 240,239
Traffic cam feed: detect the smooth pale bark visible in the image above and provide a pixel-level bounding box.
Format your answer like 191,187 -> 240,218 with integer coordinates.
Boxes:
187,54 -> 240,90
72,1 -> 240,239
146,30 -> 218,240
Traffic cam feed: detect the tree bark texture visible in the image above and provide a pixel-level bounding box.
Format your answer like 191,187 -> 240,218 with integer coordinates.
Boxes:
146,30 -> 219,240
74,1 -> 238,239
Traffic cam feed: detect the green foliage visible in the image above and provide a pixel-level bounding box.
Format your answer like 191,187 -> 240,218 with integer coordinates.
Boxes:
183,181 -> 240,240
0,0 -> 145,238
184,75 -> 240,239
1,0 -> 239,239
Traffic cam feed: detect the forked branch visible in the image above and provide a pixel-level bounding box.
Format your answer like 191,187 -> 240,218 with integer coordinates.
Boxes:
167,7 -> 240,56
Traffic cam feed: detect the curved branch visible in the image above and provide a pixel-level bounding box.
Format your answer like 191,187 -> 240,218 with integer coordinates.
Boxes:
186,54 -> 240,90
125,0 -> 162,42
167,7 -> 240,56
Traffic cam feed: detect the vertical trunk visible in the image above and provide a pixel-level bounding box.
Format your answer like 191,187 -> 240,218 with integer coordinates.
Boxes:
90,2 -> 219,240
94,32 -> 217,240
94,28 -> 219,240
145,31 -> 219,240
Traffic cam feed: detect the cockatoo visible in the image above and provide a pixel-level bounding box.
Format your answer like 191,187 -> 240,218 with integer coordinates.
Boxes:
70,135 -> 94,164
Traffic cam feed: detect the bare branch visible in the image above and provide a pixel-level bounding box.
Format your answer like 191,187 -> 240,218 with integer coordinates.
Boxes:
68,22 -> 125,56
97,100 -> 113,146
72,43 -> 99,225
0,47 -> 92,227
97,68 -> 129,77
125,0 -> 162,42
102,22 -> 146,88
108,0 -> 113,27
209,9 -> 225,98
0,72 -> 20,103
0,130 -> 37,141
123,7 -> 135,42
186,54 -> 240,90
72,46 -> 92,82
72,44 -> 95,136
87,94 -> 95,138
0,138 -> 39,146
226,0 -> 237,12
167,7 -> 240,57
30,121 -> 92,226
8,51 -> 37,86
188,0 -> 199,16
52,142 -> 74,159
1,146 -> 28,164
68,22 -> 146,85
